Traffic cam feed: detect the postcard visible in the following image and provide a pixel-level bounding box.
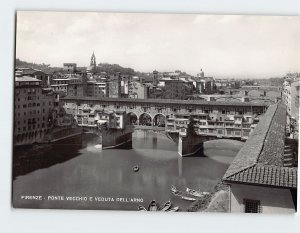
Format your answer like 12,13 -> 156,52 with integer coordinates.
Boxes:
13,11 -> 299,213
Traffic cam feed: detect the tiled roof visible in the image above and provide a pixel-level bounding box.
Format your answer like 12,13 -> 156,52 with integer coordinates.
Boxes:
258,103 -> 286,166
62,96 -> 268,107
21,69 -> 43,75
15,76 -> 41,82
223,103 -> 297,189
225,165 -> 297,189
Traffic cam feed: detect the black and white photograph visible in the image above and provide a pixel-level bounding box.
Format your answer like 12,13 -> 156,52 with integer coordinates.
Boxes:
12,11 -> 299,213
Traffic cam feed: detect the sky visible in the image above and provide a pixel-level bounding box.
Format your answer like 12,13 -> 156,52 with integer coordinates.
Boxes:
16,11 -> 300,78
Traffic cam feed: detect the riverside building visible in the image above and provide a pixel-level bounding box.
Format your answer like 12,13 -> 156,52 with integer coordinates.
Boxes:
14,76 -> 59,145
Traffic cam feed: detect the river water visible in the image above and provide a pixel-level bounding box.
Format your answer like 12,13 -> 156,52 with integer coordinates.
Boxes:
13,130 -> 243,211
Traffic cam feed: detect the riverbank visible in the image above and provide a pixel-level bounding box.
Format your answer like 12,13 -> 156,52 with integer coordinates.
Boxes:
187,181 -> 229,212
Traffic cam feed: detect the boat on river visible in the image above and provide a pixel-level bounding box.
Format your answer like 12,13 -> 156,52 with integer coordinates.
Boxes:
138,205 -> 147,211
133,165 -> 139,172
160,200 -> 172,211
180,196 -> 196,201
148,200 -> 159,211
186,187 -> 204,197
166,206 -> 179,212
171,185 -> 178,192
171,185 -> 198,201
94,144 -> 102,149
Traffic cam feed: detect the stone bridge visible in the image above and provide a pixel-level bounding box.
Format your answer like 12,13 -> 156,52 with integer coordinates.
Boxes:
61,96 -> 268,127
61,97 -> 270,156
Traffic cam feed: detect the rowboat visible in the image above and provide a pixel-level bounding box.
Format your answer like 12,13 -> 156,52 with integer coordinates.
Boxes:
181,196 -> 196,201
133,165 -> 139,172
160,200 -> 172,211
186,187 -> 203,197
148,200 -> 159,211
172,190 -> 196,201
138,205 -> 147,211
166,206 -> 179,212
171,185 -> 178,192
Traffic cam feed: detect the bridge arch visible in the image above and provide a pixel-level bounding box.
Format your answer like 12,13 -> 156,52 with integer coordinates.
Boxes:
153,113 -> 166,127
127,112 -> 138,125
139,113 -> 152,126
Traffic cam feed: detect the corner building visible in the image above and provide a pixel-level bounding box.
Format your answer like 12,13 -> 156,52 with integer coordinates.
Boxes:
14,76 -> 58,145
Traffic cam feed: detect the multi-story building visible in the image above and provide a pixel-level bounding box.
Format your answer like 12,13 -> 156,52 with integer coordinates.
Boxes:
194,69 -> 216,94
153,70 -> 159,86
87,80 -> 106,98
50,78 -> 70,96
76,109 -> 126,130
63,63 -> 77,74
14,76 -> 59,145
128,81 -> 148,99
282,80 -> 300,138
195,77 -> 216,94
107,73 -> 121,98
67,78 -> 85,97
165,111 -> 258,141
15,68 -> 49,87
162,79 -> 194,100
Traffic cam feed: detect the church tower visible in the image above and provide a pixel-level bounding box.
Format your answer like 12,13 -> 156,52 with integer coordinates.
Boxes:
87,52 -> 97,75
90,52 -> 96,68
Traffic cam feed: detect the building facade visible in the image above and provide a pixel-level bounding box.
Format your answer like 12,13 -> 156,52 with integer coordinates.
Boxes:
107,73 -> 121,98
14,77 -> 59,145
63,63 -> 77,74
128,81 -> 148,99
162,79 -> 194,100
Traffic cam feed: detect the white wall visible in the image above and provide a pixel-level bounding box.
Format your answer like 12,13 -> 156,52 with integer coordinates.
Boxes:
230,183 -> 296,213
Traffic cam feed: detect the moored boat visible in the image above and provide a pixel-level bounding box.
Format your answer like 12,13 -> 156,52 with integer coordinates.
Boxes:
166,206 -> 179,212
138,205 -> 147,211
186,187 -> 203,197
171,185 -> 178,192
181,196 -> 196,201
160,200 -> 172,211
148,200 -> 159,211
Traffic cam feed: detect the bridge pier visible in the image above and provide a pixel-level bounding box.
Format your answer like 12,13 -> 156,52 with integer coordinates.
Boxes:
168,124 -> 215,157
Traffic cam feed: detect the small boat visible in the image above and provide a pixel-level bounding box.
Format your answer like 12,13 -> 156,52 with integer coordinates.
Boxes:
160,200 -> 172,211
166,206 -> 179,212
133,165 -> 139,172
148,200 -> 159,211
171,189 -> 196,201
186,187 -> 203,197
181,196 -> 196,201
138,205 -> 147,211
171,185 -> 178,192
94,144 -> 102,149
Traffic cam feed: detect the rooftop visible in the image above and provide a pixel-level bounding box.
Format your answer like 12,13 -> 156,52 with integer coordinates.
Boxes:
61,96 -> 269,107
223,103 -> 297,189
15,76 -> 41,82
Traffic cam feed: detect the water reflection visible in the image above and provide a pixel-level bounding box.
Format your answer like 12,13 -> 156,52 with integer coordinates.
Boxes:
13,131 -> 243,211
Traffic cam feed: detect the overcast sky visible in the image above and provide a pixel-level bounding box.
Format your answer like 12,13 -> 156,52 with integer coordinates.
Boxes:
16,11 -> 299,78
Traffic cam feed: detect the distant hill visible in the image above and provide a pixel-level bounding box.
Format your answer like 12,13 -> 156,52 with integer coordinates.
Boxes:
15,58 -> 63,74
15,58 -> 137,76
97,63 -> 136,76
15,58 -> 51,69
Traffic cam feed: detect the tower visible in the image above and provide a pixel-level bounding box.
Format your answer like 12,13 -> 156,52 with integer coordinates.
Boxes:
153,70 -> 159,86
87,52 -> 97,75
90,52 -> 96,68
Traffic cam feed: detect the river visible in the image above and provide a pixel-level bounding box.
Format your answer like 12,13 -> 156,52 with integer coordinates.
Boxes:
13,130 -> 243,211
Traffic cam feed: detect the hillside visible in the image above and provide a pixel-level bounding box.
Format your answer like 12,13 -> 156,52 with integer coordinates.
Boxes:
15,58 -> 137,76
97,63 -> 136,76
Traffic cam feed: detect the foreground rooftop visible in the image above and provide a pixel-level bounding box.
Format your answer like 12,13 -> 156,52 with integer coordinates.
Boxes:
223,103 -> 297,189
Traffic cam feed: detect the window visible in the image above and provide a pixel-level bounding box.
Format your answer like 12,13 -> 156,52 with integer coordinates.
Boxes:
244,199 -> 261,213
